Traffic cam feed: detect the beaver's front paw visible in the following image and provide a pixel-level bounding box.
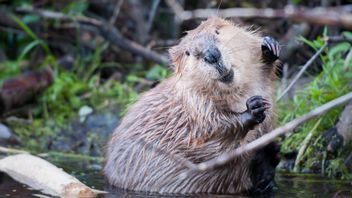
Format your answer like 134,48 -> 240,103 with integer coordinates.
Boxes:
239,96 -> 270,131
246,95 -> 270,124
261,36 -> 280,64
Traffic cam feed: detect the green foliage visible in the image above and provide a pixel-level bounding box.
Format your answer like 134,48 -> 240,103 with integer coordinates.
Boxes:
1,27 -> 170,152
0,61 -> 21,83
12,14 -> 51,56
279,33 -> 352,178
146,65 -> 170,80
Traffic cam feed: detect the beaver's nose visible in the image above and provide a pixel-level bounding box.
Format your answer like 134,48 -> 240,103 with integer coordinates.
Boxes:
204,47 -> 221,64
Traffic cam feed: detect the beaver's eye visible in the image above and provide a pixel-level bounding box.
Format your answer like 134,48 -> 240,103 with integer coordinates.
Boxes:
215,30 -> 219,35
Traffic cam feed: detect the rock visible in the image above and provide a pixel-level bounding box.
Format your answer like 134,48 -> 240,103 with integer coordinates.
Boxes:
0,123 -> 19,145
0,123 -> 12,140
79,106 -> 93,123
345,153 -> 352,173
323,101 -> 352,154
336,101 -> 352,146
277,151 -> 297,171
323,127 -> 343,154
50,107 -> 119,156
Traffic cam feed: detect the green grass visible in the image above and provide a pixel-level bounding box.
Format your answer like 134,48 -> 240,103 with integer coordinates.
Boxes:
0,12 -> 172,152
278,32 -> 352,178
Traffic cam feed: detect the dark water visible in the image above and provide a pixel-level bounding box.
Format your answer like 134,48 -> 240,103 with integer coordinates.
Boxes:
0,156 -> 351,198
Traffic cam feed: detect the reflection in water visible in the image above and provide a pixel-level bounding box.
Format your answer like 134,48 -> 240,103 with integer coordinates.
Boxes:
0,156 -> 351,197
104,174 -> 352,198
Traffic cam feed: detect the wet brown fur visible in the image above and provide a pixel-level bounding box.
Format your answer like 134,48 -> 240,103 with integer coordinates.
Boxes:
104,17 -> 278,194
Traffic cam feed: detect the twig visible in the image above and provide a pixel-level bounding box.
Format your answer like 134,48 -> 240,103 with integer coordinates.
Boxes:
109,0 -> 124,25
327,35 -> 352,44
183,92 -> 352,175
276,42 -> 328,101
98,24 -> 168,65
146,0 -> 160,34
15,7 -> 168,65
166,2 -> 352,29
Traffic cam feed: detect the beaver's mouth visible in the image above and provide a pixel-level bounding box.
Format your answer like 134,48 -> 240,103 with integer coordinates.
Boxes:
219,69 -> 234,83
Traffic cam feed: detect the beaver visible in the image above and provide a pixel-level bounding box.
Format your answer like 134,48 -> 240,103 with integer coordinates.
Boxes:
104,17 -> 281,194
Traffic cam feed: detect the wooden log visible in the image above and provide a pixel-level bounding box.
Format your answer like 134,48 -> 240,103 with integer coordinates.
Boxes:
0,154 -> 106,197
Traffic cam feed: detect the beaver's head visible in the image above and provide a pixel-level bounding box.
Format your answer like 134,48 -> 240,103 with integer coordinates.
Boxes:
169,17 -> 263,91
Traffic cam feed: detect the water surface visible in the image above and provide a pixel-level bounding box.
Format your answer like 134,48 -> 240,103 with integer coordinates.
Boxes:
0,155 -> 351,197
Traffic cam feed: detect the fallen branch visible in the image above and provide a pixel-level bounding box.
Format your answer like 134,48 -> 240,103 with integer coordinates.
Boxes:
0,154 -> 106,197
166,1 -> 352,29
276,43 -> 328,101
183,92 -> 352,175
109,0 -> 124,25
15,7 -> 168,65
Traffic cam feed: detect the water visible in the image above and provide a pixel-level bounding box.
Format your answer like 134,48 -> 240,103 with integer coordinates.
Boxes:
0,156 -> 351,198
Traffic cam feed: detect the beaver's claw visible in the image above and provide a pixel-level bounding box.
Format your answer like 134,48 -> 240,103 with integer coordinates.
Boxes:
239,96 -> 270,131
246,95 -> 270,124
261,36 -> 280,64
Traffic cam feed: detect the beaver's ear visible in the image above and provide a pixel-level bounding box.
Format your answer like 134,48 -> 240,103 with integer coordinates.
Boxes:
169,46 -> 186,74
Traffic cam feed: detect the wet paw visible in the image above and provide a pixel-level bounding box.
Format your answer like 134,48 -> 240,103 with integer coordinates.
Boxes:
246,96 -> 270,124
261,36 -> 280,64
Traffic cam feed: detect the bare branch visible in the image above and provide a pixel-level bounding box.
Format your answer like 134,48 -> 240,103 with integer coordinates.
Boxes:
15,7 -> 169,65
184,92 -> 352,174
146,0 -> 160,34
276,43 -> 328,101
277,35 -> 352,101
109,0 -> 125,25
166,3 -> 352,29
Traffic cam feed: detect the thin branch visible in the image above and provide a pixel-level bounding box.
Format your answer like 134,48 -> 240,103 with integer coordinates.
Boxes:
276,35 -> 352,101
146,0 -> 160,34
15,7 -> 168,65
97,24 -> 168,65
327,35 -> 352,44
109,0 -> 124,25
344,48 -> 352,71
276,42 -> 328,101
183,92 -> 352,175
166,2 -> 352,29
